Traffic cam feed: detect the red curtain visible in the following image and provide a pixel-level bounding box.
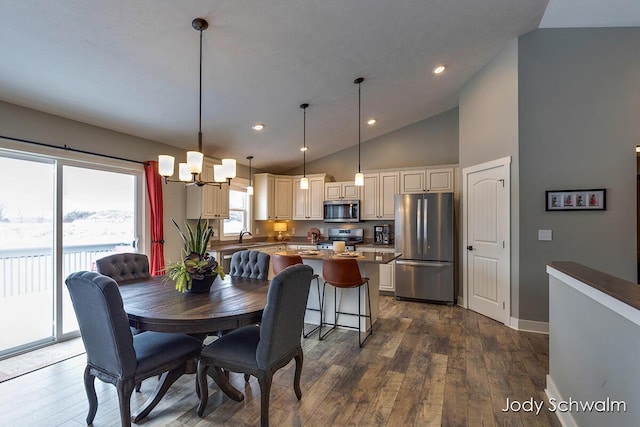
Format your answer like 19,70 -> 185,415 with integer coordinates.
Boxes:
144,161 -> 165,276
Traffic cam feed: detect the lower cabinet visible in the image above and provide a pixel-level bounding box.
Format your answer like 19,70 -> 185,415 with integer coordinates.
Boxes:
255,244 -> 286,278
359,247 -> 396,294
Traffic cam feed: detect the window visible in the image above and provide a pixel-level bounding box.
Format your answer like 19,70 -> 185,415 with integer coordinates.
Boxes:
221,179 -> 251,240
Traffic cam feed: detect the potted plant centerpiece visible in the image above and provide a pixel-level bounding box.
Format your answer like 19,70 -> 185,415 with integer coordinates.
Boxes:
165,217 -> 224,293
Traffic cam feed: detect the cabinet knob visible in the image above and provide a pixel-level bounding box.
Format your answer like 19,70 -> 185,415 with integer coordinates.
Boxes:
467,245 -> 474,251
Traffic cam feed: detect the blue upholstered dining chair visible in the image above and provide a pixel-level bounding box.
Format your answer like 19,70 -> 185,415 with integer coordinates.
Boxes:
196,264 -> 314,427
95,252 -> 151,282
65,271 -> 202,427
229,250 -> 271,280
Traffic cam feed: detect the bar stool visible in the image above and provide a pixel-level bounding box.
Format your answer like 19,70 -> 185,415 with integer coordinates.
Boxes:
272,253 -> 322,338
320,258 -> 373,347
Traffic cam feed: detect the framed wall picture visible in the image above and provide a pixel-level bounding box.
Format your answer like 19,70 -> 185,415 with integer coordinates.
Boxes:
545,189 -> 606,211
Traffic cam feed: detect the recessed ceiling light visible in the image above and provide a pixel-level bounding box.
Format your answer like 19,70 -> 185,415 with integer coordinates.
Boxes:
367,119 -> 377,125
252,123 -> 265,131
300,146 -> 308,152
433,65 -> 446,75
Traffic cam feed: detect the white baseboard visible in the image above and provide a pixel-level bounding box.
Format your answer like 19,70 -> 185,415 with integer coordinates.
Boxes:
509,317 -> 549,334
457,295 -> 465,308
545,375 -> 577,427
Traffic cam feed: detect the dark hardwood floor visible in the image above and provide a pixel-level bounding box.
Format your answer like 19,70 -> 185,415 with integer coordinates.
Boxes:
0,296 -> 560,426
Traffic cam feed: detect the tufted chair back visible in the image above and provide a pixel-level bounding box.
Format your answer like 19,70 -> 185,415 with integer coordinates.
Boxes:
96,253 -> 150,282
229,250 -> 270,280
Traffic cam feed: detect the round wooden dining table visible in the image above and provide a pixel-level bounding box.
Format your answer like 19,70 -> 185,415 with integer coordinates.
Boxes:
117,274 -> 271,422
118,274 -> 271,335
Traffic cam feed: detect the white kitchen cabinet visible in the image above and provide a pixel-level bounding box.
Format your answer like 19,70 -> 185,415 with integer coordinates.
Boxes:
400,167 -> 454,194
324,181 -> 360,201
293,174 -> 326,220
255,244 -> 286,278
254,173 -> 293,220
186,158 -> 230,219
362,172 -> 399,220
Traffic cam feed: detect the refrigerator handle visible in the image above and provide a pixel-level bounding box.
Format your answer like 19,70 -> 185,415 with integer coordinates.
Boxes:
423,196 -> 428,254
416,198 -> 422,256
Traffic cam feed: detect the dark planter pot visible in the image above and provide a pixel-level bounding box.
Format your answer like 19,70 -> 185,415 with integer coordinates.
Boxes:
186,274 -> 217,293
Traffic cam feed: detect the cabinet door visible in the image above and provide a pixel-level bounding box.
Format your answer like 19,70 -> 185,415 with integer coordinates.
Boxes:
325,182 -> 343,201
292,178 -> 308,220
213,186 -> 230,219
254,173 -> 274,220
361,173 -> 379,220
379,172 -> 399,219
342,183 -> 361,200
400,170 -> 425,194
308,177 -> 325,219
379,261 -> 395,292
426,168 -> 453,192
274,177 -> 292,219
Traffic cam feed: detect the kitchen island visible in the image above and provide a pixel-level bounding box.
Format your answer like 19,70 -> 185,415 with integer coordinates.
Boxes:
276,250 -> 401,332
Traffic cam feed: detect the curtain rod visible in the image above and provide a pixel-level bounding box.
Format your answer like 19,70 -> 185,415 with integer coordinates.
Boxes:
0,134 -> 148,165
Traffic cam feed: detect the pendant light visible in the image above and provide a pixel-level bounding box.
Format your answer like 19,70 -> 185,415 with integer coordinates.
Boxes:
300,103 -> 309,190
354,77 -> 365,186
157,18 -> 236,188
246,155 -> 254,195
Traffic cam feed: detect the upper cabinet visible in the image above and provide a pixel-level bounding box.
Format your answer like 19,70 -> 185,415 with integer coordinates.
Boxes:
400,167 -> 454,194
254,173 -> 293,220
325,181 -> 361,201
362,171 -> 399,220
186,158 -> 230,219
293,174 -> 326,220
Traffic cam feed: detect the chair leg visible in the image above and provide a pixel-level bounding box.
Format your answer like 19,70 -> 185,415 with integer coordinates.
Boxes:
293,347 -> 303,400
302,277 -> 322,338
116,379 -> 135,427
83,365 -> 98,425
258,373 -> 273,427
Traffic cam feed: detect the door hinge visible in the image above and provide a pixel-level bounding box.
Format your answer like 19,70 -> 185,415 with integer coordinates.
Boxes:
503,301 -> 505,309
499,178 -> 505,187
502,241 -> 505,248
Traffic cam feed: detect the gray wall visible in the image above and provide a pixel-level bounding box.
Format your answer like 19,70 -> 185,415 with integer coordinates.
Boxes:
289,108 -> 459,180
518,28 -> 640,321
459,39 -> 521,316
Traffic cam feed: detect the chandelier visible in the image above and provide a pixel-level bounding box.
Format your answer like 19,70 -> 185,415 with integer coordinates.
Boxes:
158,17 -> 236,188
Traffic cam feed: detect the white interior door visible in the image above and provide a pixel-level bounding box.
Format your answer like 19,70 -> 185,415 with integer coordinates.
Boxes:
463,157 -> 510,324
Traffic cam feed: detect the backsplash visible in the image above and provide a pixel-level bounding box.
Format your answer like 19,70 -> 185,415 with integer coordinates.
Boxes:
254,219 -> 394,243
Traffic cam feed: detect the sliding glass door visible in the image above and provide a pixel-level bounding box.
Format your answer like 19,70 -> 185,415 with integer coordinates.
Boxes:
0,149 -> 143,357
0,154 -> 56,354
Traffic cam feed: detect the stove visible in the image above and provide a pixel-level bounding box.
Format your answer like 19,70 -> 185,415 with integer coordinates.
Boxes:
316,228 -> 364,251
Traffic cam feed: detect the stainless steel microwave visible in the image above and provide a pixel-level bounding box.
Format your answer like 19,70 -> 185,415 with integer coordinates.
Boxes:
323,200 -> 360,223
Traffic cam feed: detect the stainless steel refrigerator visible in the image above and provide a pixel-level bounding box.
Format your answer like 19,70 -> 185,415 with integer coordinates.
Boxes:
394,192 -> 455,303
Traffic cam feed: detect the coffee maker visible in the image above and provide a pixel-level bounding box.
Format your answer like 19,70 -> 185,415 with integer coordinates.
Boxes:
373,224 -> 392,245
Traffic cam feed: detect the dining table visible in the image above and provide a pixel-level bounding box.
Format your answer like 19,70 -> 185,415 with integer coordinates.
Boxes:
117,274 -> 271,422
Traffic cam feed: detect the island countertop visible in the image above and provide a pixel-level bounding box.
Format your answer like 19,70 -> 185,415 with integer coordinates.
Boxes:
275,250 -> 401,264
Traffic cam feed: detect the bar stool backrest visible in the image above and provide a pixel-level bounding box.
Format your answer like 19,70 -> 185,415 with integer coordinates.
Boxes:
322,258 -> 364,288
272,253 -> 303,275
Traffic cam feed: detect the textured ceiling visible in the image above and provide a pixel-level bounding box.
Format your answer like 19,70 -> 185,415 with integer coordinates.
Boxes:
1,1 -> 636,172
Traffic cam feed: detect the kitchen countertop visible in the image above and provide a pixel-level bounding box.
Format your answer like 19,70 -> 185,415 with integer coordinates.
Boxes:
208,240 -> 395,253
276,250 -> 401,264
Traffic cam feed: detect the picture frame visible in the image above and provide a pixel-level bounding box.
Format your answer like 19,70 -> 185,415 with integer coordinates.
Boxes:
545,189 -> 606,211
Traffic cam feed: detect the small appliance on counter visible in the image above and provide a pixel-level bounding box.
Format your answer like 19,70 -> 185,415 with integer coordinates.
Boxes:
374,224 -> 392,245
316,228 -> 364,251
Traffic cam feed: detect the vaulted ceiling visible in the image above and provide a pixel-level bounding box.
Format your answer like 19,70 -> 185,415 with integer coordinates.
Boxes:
1,1 -> 638,172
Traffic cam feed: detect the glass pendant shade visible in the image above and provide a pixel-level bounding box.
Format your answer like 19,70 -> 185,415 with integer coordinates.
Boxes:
186,151 -> 204,174
221,158 -> 236,179
300,177 -> 309,190
354,172 -> 364,186
178,163 -> 192,181
213,164 -> 226,182
158,155 -> 175,177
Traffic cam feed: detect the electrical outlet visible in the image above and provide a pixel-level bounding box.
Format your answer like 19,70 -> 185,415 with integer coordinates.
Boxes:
320,228 -> 324,234
291,227 -> 296,234
255,228 -> 259,235
538,229 -> 552,241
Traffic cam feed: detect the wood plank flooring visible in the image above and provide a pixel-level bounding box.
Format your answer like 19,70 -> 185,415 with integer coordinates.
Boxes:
0,296 -> 561,426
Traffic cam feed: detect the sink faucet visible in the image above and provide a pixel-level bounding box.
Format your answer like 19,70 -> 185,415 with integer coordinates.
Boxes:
239,229 -> 252,243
